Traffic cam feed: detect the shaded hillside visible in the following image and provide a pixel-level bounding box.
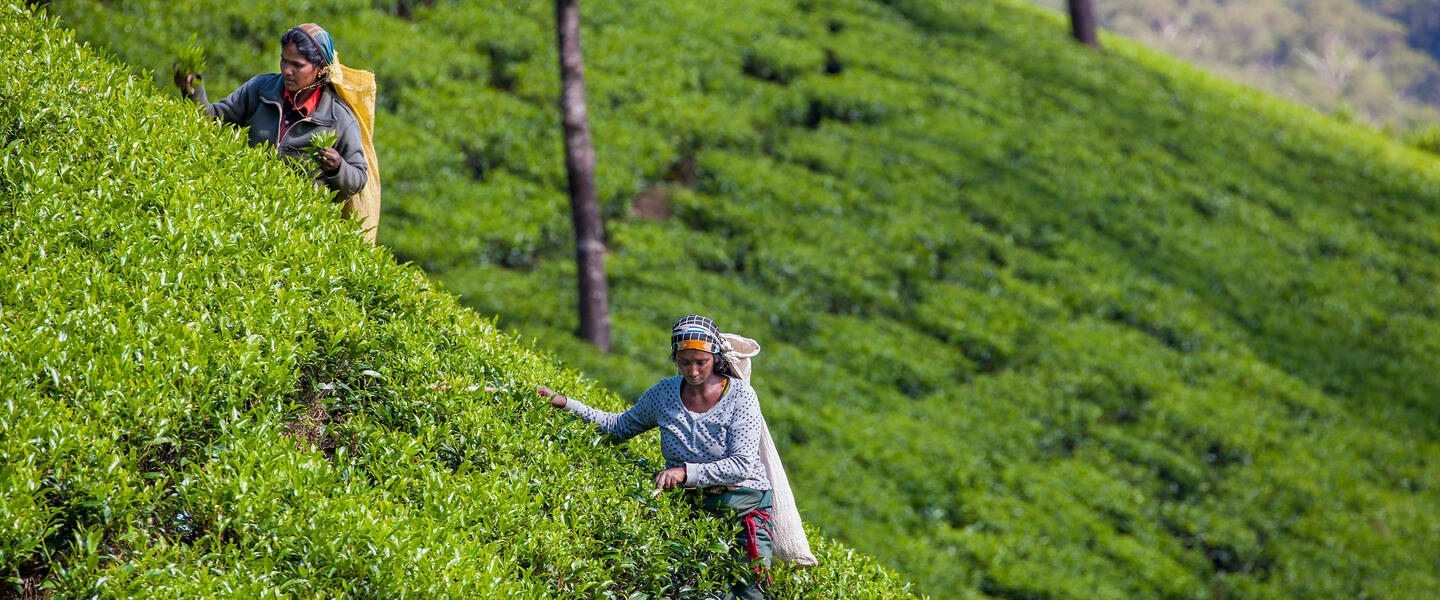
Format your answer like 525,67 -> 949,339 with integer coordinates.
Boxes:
46,0 -> 1440,598
0,8 -> 915,598
1030,0 -> 1440,129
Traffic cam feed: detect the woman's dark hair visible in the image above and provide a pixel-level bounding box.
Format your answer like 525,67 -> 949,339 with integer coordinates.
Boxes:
712,353 -> 735,377
281,28 -> 328,69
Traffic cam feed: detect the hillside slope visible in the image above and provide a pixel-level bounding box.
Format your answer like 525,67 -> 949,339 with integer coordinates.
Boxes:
0,8 -> 915,599
45,0 -> 1440,598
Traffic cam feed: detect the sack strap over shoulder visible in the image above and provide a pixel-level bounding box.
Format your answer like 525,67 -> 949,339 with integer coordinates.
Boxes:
718,332 -> 819,567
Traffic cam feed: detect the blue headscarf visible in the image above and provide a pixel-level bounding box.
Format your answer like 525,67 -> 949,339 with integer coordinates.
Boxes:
293,23 -> 336,68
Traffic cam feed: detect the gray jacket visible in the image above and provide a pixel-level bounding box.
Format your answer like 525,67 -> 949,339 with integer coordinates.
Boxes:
195,74 -> 367,197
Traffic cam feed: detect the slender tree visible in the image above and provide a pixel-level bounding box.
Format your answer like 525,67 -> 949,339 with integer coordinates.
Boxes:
555,0 -> 611,350
1069,0 -> 1099,48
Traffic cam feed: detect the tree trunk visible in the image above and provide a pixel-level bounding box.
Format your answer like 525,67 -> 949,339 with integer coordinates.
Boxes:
555,0 -> 611,351
1069,0 -> 1099,48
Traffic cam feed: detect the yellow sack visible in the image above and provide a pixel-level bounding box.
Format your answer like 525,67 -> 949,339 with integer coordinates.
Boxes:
326,55 -> 381,244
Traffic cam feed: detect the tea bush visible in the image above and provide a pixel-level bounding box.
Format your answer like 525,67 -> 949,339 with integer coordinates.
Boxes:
0,6 -> 918,598
37,0 -> 1440,598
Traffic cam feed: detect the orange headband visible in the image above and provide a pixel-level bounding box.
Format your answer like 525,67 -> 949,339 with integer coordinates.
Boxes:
677,340 -> 712,352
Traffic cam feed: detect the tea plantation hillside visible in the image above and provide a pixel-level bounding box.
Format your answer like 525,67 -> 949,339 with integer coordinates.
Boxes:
0,8 -> 918,599
45,0 -> 1440,598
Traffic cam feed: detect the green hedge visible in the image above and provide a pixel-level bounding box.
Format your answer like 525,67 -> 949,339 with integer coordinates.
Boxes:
0,7 -> 917,598
38,0 -> 1440,598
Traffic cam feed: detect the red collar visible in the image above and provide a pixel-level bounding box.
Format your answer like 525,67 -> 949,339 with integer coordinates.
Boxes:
284,87 -> 322,116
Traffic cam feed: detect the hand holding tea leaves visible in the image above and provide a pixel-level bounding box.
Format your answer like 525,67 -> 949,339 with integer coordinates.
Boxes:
171,34 -> 207,94
306,130 -> 342,173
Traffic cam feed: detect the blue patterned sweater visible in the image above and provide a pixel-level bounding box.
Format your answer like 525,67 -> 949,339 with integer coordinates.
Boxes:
562,375 -> 771,491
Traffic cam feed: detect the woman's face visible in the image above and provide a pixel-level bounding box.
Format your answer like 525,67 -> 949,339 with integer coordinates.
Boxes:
674,349 -> 715,386
280,43 -> 321,93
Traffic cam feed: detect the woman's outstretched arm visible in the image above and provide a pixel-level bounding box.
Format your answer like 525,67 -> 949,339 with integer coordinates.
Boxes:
538,384 -> 656,441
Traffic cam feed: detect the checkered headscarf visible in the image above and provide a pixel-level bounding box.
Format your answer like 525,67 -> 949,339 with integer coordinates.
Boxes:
670,315 -> 737,375
671,315 -> 724,354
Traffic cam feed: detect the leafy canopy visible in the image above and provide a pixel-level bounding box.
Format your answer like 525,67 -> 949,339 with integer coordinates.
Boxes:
0,6 -> 916,598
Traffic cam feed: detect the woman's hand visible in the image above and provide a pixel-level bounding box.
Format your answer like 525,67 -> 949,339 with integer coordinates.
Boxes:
653,466 -> 686,490
172,68 -> 199,93
317,147 -> 343,173
536,385 -> 567,408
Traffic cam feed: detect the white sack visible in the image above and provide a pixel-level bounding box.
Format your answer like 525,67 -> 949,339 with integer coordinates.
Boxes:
722,334 -> 818,567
